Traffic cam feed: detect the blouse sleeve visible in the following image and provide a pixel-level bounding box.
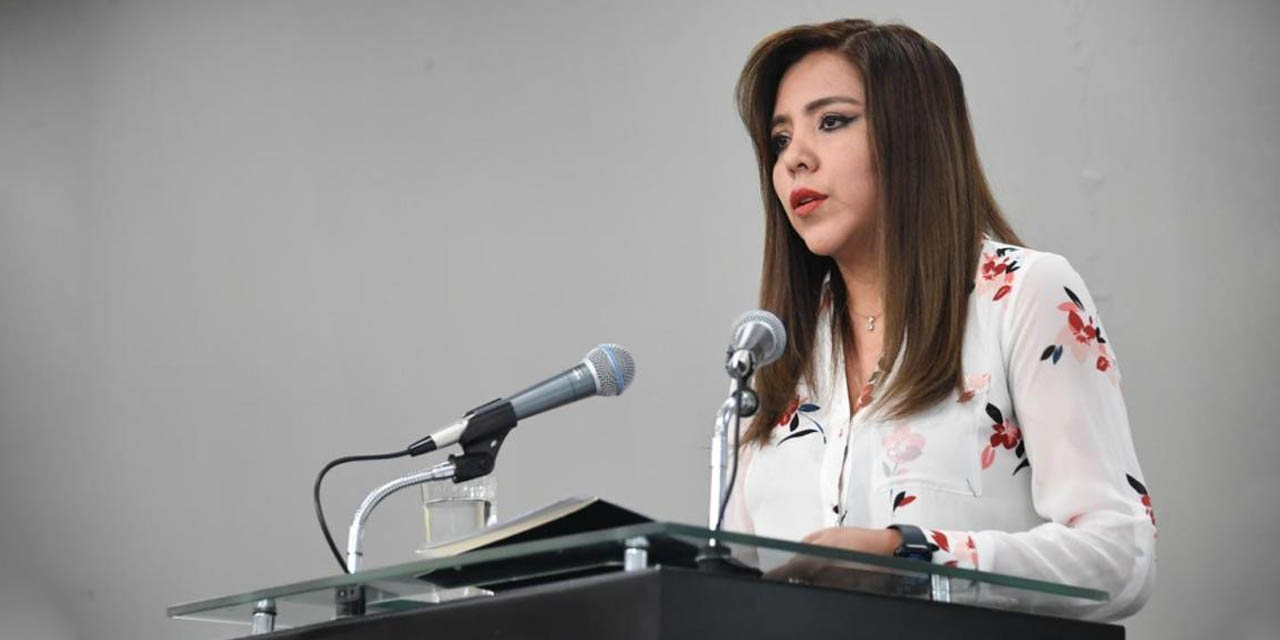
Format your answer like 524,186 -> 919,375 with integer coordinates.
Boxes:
919,252 -> 1156,621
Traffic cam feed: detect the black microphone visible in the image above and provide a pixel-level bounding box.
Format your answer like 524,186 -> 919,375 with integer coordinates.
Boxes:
407,344 -> 635,456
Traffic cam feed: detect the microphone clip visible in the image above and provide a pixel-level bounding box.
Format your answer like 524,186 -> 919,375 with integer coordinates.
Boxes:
725,348 -> 756,380
448,398 -> 518,483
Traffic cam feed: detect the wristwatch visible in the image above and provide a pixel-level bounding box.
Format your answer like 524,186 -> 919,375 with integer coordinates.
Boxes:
887,524 -> 933,562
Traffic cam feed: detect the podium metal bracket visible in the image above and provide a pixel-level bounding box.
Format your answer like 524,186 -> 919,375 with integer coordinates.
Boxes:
250,598 -> 276,635
623,536 -> 649,571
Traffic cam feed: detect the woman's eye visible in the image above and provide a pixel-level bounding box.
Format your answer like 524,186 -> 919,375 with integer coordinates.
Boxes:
771,116 -> 856,155
820,114 -> 854,129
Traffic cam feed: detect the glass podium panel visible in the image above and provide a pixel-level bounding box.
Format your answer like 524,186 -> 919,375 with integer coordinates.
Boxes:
167,522 -> 1109,632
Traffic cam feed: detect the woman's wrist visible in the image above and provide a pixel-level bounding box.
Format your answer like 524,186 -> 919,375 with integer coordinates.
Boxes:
884,527 -> 904,554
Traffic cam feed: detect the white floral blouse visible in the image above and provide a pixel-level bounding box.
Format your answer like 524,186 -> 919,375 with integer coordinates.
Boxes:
724,236 -> 1156,621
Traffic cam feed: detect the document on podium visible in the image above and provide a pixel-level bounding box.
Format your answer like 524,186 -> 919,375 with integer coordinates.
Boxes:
415,496 -> 652,559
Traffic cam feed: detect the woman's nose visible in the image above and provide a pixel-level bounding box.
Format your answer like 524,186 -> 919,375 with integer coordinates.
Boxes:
782,136 -> 817,175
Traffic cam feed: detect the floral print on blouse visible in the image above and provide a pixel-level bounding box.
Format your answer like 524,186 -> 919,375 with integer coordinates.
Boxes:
723,237 -> 1156,621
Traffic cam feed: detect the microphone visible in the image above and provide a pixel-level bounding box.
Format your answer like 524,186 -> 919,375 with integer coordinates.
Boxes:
725,310 -> 786,378
408,344 -> 635,456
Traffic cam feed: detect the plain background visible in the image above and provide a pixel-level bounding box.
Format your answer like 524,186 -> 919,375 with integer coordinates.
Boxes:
1,1 -> 1277,638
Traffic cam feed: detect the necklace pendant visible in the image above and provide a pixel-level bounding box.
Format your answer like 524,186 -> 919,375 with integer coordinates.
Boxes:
866,316 -> 876,332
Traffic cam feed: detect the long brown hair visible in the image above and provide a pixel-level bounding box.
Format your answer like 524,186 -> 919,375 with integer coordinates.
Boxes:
735,19 -> 1022,447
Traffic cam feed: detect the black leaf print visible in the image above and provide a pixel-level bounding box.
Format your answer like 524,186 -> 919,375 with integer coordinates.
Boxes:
789,414 -> 799,431
1013,459 -> 1031,475
1015,441 -> 1025,458
1126,473 -> 1148,495
1006,262 -> 1020,273
777,429 -> 819,446
1052,345 -> 1064,364
1040,345 -> 1056,361
985,403 -> 1004,424
1064,286 -> 1084,309
996,247 -> 1014,257
891,491 -> 916,511
1097,327 -> 1107,344
799,403 -> 820,413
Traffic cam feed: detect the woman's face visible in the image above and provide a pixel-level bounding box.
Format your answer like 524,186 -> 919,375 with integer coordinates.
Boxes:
770,50 -> 877,261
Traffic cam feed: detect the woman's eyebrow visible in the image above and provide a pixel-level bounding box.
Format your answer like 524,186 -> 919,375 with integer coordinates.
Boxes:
770,96 -> 861,129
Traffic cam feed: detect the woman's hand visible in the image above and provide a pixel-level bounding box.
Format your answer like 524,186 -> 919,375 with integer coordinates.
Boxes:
763,527 -> 905,590
800,526 -> 902,555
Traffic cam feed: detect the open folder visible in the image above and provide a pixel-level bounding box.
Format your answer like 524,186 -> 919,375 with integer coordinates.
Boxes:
414,497 -> 699,590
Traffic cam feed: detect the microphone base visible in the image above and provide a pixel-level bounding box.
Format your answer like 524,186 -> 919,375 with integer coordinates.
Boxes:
694,541 -> 762,577
333,584 -> 366,618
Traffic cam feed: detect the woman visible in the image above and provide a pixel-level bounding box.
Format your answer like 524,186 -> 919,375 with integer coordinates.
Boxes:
723,19 -> 1155,620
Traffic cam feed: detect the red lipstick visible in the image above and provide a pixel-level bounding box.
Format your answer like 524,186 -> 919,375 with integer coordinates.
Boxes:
789,188 -> 827,217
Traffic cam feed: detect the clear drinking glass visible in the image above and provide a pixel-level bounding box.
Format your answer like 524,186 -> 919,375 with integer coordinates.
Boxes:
411,474 -> 497,604
419,474 -> 497,547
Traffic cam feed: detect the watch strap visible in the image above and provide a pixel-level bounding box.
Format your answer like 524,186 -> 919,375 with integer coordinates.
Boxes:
888,524 -> 933,562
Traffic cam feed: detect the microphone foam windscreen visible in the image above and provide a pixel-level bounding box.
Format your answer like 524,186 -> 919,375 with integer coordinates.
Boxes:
586,344 -> 635,396
730,310 -> 787,366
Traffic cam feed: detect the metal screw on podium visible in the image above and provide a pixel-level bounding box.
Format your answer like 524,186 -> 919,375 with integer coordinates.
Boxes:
623,536 -> 649,571
250,598 -> 276,635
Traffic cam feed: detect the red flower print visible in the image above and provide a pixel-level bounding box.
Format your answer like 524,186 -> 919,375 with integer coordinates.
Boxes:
777,398 -> 799,426
958,536 -> 979,567
931,530 -> 950,552
989,421 -> 1022,450
883,423 -> 926,466
981,446 -> 996,469
855,382 -> 875,410
957,373 -> 991,403
1127,474 -> 1157,531
974,248 -> 1022,302
980,255 -> 1007,280
1061,304 -> 1099,347
982,403 -> 1029,475
1042,286 -> 1121,387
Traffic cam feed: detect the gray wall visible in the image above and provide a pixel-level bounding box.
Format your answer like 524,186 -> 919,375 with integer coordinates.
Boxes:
1,1 -> 1276,638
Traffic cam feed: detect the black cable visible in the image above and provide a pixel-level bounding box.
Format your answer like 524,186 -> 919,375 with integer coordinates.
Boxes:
715,385 -> 744,531
314,449 -> 411,574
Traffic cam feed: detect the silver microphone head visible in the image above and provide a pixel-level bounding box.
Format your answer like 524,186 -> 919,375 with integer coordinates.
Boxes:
729,310 -> 787,367
584,344 -> 635,396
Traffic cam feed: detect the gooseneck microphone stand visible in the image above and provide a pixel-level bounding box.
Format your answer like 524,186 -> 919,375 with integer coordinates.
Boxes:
331,460 -> 459,618
697,350 -> 763,576
345,460 -> 459,574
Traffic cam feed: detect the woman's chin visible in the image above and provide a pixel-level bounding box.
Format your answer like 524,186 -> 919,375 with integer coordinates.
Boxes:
800,235 -> 844,257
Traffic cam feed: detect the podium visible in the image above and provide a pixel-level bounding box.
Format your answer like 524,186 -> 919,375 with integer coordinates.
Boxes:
168,522 -> 1122,639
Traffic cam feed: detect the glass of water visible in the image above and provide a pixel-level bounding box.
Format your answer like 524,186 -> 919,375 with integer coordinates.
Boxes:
419,474 -> 497,548
412,474 -> 497,603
